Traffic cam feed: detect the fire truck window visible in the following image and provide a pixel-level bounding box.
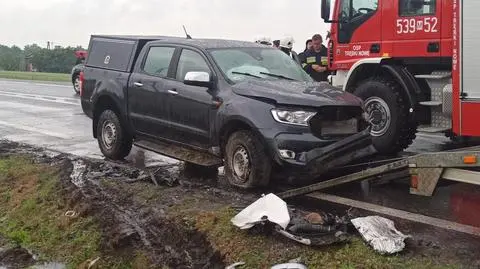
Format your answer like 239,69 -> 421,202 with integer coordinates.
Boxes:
399,0 -> 436,16
337,0 -> 378,43
339,0 -> 378,22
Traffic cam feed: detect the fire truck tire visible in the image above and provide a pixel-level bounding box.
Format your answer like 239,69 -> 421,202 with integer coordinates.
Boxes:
354,78 -> 416,155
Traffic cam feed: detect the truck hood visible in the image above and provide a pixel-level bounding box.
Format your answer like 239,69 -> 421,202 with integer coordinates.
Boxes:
231,80 -> 363,108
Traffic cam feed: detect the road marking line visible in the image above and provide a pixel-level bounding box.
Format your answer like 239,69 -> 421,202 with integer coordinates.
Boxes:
0,101 -> 67,112
307,192 -> 480,237
0,92 -> 78,106
0,90 -> 78,101
416,132 -> 449,140
0,80 -> 70,88
0,120 -> 71,139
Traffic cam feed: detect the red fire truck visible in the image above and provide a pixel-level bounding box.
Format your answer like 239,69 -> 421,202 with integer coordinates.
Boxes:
320,0 -> 473,155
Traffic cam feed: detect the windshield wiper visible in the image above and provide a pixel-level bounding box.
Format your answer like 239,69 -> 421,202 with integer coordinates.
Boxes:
260,72 -> 295,81
231,71 -> 262,78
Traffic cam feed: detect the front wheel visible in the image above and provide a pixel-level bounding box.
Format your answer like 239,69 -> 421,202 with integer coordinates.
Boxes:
96,110 -> 132,160
354,78 -> 417,155
224,130 -> 271,189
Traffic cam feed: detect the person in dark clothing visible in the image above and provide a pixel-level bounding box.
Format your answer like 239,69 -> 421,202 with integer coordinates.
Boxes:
302,34 -> 329,82
273,40 -> 280,49
298,39 -> 312,64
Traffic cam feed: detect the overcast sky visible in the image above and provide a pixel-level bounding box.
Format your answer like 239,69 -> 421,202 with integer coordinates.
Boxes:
0,0 -> 331,52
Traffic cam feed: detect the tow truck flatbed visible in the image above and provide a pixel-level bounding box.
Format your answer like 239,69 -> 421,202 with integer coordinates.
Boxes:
278,146 -> 480,199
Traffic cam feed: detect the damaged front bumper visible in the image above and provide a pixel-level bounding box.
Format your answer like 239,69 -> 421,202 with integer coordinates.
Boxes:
272,128 -> 376,179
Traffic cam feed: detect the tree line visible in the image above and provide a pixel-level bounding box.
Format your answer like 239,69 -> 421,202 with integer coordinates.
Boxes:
0,44 -> 86,74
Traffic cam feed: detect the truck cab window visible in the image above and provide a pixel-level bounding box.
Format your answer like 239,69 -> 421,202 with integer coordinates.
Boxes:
339,0 -> 378,22
175,49 -> 211,81
338,0 -> 378,43
143,47 -> 175,77
399,0 -> 436,16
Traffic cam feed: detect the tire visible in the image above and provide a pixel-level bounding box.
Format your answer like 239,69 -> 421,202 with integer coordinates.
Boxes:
96,109 -> 132,160
72,74 -> 80,95
224,130 -> 271,189
181,162 -> 218,179
354,77 -> 417,155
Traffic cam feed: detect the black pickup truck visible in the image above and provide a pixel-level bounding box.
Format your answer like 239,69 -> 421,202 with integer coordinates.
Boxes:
80,35 -> 375,188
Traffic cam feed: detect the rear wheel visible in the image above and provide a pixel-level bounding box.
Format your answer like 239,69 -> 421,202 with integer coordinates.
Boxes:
96,109 -> 132,160
224,130 -> 271,189
73,74 -> 80,95
354,78 -> 417,155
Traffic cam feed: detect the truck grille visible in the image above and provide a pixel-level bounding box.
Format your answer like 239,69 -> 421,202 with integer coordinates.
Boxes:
309,106 -> 366,139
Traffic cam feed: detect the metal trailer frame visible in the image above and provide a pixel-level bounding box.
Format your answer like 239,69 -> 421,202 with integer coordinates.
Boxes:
278,146 -> 480,199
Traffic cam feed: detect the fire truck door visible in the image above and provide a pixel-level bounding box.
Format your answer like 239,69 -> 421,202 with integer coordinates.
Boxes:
334,0 -> 382,67
462,1 -> 480,99
382,0 -> 442,58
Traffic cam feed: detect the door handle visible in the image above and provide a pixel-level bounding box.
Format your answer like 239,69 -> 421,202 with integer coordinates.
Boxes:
168,89 -> 178,95
134,82 -> 143,87
370,44 -> 380,53
427,42 -> 440,53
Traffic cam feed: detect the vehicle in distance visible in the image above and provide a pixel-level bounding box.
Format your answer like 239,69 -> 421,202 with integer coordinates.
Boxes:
71,50 -> 87,95
80,35 -> 375,188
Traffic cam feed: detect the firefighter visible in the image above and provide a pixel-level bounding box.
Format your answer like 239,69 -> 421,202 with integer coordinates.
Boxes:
272,40 -> 280,49
255,36 -> 272,46
279,36 -> 301,64
298,39 -> 313,64
302,34 -> 329,82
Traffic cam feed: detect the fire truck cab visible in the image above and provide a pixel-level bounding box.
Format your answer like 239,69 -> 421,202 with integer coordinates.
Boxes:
321,0 -> 478,155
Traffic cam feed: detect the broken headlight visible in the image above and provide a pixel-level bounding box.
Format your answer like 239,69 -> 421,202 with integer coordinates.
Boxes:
271,109 -> 316,126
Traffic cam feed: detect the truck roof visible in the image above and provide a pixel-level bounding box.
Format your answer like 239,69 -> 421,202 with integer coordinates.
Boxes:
90,35 -> 265,49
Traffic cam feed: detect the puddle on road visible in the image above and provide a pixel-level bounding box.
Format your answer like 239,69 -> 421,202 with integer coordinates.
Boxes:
70,160 -> 87,187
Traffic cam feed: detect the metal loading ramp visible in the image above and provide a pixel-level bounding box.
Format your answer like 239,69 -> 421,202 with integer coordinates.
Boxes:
278,146 -> 480,199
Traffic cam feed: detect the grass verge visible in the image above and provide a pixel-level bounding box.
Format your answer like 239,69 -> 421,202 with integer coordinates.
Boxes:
0,71 -> 70,82
0,156 -> 145,268
196,207 -> 459,269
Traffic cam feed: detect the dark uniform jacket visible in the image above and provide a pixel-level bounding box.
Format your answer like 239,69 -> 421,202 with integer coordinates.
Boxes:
302,45 -> 329,82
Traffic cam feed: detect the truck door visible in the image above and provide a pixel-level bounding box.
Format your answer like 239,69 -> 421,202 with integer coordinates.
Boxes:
128,46 -> 176,139
333,0 -> 382,68
163,47 -> 214,149
382,0 -> 442,59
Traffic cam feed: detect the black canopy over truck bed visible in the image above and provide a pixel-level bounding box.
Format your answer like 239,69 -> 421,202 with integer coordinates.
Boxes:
85,35 -> 179,72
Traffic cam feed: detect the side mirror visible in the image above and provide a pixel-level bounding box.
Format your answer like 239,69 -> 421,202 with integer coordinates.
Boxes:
184,71 -> 213,88
321,0 -> 331,22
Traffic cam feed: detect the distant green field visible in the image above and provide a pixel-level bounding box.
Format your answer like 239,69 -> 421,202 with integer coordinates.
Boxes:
0,71 -> 70,82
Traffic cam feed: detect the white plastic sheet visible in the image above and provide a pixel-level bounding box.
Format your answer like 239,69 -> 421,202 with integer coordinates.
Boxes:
231,193 -> 290,230
351,216 -> 411,254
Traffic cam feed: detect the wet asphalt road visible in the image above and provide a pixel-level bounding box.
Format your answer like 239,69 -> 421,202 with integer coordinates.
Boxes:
0,79 -> 177,167
1,78 -> 480,262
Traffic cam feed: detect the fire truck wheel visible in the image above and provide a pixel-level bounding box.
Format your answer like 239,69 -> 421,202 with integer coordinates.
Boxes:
354,78 -> 416,154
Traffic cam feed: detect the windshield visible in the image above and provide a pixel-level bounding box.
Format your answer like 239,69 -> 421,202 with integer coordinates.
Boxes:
208,47 -> 313,83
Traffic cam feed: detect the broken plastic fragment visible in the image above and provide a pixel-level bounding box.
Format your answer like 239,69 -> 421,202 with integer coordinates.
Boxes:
351,216 -> 411,254
231,193 -> 290,229
271,262 -> 308,269
225,261 -> 245,269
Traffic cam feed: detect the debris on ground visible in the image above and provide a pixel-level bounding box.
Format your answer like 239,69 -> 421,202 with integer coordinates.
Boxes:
225,261 -> 246,269
231,193 -> 353,247
351,216 -> 411,254
231,193 -> 290,229
271,262 -> 308,269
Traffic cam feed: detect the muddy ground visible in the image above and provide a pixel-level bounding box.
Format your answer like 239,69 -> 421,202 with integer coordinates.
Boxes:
0,139 -> 478,269
0,140 -> 256,268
